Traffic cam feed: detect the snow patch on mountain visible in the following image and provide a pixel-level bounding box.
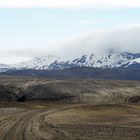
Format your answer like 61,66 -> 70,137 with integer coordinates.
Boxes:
0,64 -> 12,72
49,51 -> 140,69
0,51 -> 140,71
12,56 -> 60,70
71,52 -> 140,68
129,58 -> 140,64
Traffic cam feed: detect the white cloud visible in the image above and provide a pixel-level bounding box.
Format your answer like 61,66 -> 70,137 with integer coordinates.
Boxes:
0,25 -> 140,64
0,0 -> 140,8
58,25 -> 140,59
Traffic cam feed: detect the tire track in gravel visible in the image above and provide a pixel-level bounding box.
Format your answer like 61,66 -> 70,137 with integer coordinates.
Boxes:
1,110 -> 42,140
1,105 -> 78,140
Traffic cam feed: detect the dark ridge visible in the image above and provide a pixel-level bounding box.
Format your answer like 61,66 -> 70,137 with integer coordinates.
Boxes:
1,67 -> 140,80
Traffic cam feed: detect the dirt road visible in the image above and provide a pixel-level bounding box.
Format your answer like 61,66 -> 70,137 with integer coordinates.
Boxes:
0,109 -> 42,140
1,103 -> 140,140
0,105 -> 73,140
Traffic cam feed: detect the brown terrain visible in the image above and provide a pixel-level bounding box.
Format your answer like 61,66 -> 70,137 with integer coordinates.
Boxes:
0,76 -> 140,140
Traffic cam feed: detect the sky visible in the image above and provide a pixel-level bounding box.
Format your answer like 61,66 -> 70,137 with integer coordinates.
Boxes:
0,0 -> 140,64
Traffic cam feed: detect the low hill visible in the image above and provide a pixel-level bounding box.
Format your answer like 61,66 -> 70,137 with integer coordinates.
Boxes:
0,76 -> 140,104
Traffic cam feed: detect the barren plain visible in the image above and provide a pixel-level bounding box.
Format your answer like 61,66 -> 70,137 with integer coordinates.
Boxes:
0,76 -> 140,140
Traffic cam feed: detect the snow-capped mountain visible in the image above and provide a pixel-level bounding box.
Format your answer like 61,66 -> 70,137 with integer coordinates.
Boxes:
49,51 -> 140,69
71,52 -> 140,68
12,56 -> 61,70
0,51 -> 140,72
0,64 -> 12,72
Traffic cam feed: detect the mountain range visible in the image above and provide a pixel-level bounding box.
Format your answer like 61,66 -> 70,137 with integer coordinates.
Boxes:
1,51 -> 140,72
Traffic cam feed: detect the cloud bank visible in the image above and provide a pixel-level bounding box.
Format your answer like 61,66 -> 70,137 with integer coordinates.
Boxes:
58,25 -> 140,58
0,25 -> 140,64
0,0 -> 140,8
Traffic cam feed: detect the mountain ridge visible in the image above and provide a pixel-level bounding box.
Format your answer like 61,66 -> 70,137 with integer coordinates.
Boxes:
0,51 -> 140,72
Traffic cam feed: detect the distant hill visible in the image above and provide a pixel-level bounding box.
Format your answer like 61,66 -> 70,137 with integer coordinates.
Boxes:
1,67 -> 140,80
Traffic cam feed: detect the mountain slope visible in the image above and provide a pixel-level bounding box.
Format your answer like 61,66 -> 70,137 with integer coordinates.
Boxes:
12,56 -> 60,70
47,51 -> 140,70
0,51 -> 140,71
53,52 -> 140,69
0,64 -> 12,72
